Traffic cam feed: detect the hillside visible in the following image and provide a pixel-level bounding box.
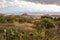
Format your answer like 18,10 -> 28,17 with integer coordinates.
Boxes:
0,13 -> 60,40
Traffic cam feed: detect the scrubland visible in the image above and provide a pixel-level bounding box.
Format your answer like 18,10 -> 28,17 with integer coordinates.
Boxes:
0,14 -> 60,40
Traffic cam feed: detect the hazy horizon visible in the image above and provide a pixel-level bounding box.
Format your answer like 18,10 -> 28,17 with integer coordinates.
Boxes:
0,12 -> 60,15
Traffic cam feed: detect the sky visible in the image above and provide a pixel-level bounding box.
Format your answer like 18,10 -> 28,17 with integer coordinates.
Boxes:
0,0 -> 60,14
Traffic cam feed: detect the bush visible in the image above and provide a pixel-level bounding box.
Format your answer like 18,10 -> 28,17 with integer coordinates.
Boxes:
41,16 -> 53,19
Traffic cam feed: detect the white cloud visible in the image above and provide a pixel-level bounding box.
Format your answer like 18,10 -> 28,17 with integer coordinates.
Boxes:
0,0 -> 60,13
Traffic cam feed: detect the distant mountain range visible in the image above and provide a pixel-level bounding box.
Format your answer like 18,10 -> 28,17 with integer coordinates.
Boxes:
0,12 -> 60,15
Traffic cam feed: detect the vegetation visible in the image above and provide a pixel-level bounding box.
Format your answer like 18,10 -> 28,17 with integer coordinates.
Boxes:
0,14 -> 60,40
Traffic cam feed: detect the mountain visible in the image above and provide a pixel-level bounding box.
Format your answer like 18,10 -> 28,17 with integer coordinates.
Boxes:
0,12 -> 60,15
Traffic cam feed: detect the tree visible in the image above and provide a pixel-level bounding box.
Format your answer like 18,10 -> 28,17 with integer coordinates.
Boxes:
54,17 -> 60,21
41,18 -> 55,29
0,16 -> 6,23
41,16 -> 53,19
35,18 -> 55,40
41,18 -> 55,40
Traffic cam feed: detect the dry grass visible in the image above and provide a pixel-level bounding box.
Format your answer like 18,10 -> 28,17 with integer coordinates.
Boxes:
0,22 -> 36,31
13,22 -> 36,31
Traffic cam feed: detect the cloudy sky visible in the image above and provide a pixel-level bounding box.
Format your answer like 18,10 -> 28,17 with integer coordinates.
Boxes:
0,0 -> 60,14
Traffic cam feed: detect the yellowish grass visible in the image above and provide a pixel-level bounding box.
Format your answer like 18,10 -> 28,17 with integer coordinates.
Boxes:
13,22 -> 35,31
